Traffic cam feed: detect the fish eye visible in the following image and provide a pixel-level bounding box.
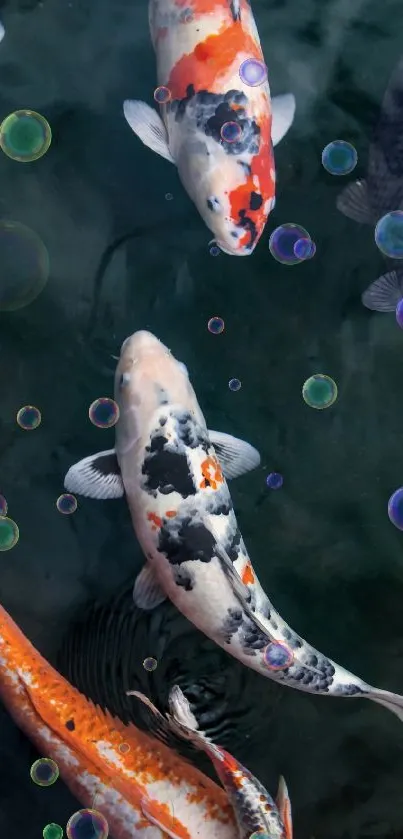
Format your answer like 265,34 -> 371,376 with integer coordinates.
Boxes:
120,372 -> 131,387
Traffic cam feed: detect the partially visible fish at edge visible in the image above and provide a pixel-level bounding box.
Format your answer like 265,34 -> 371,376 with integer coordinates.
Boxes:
0,603 -> 238,839
123,0 -> 295,255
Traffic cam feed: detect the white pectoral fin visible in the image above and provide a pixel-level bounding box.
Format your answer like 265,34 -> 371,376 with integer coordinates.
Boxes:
276,776 -> 293,839
123,99 -> 175,163
336,179 -> 373,224
0,21 -> 5,42
271,93 -> 296,147
64,450 -> 124,499
208,430 -> 261,479
133,564 -> 167,609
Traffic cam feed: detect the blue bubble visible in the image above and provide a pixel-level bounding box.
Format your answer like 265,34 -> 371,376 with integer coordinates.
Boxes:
321,140 -> 357,176
269,223 -> 313,266
208,316 -> 224,334
228,378 -> 241,391
264,642 -> 293,671
266,472 -> 283,489
375,211 -> 403,259
220,121 -> 242,143
388,488 -> 403,530
209,245 -> 220,256
294,237 -> 316,260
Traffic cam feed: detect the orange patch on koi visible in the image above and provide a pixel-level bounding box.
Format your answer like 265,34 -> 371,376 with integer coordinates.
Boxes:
147,512 -> 162,529
199,456 -> 224,490
166,510 -> 177,518
241,562 -> 255,585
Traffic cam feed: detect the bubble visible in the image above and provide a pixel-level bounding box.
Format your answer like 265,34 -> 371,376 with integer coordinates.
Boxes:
228,378 -> 241,391
294,237 -> 316,260
30,758 -> 59,787
321,140 -> 357,176
266,472 -> 283,490
209,245 -> 220,256
0,110 -> 52,162
0,517 -> 19,551
43,825 -> 64,839
239,58 -> 267,87
264,641 -> 293,671
153,85 -> 171,104
388,488 -> 403,530
118,742 -> 130,754
302,374 -> 338,410
249,834 -> 271,839
207,316 -> 225,334
220,121 -> 242,143
269,223 -> 313,265
89,398 -> 120,429
56,493 -> 77,515
143,656 -> 157,672
165,192 -> 173,201
16,405 -> 42,430
396,299 -> 403,328
375,211 -> 403,259
0,495 -> 8,516
0,220 -> 49,312
66,809 -> 109,839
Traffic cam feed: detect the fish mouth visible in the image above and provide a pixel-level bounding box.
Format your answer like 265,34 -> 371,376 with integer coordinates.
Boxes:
212,240 -> 254,257
120,330 -> 167,357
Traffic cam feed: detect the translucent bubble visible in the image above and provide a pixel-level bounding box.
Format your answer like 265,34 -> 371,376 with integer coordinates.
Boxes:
30,758 -> 59,787
0,110 -> 52,162
249,833 -> 271,839
375,211 -> 403,259
220,121 -> 242,143
89,398 -> 120,429
388,488 -> 403,530
143,656 -> 157,672
294,237 -> 316,260
207,316 -> 224,334
165,192 -> 173,201
239,58 -> 267,87
264,641 -> 293,671
118,742 -> 130,754
209,245 -> 220,256
16,405 -> 42,430
396,299 -> 403,328
266,472 -> 283,490
302,374 -> 338,409
56,493 -> 77,515
66,809 -> 109,839
228,378 -> 241,391
153,86 -> 171,104
321,140 -> 357,176
0,220 -> 49,312
43,824 -> 64,839
0,517 -> 19,551
0,494 -> 8,517
269,223 -> 312,265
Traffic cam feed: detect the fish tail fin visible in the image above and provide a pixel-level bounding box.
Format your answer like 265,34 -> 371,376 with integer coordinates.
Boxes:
127,688 -> 213,755
366,687 -> 403,722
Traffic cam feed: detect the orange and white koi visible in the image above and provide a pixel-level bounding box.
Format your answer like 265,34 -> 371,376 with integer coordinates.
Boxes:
0,602 -> 238,839
65,330 -> 403,724
122,0 -> 295,255
129,685 -> 293,839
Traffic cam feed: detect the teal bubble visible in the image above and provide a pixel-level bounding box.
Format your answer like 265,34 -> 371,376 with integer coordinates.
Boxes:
17,405 -> 41,430
375,211 -> 403,259
0,110 -> 51,162
321,140 -> 357,175
302,374 -> 338,409
0,517 -> 19,551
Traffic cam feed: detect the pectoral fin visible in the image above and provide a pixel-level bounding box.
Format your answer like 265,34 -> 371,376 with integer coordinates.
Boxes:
64,450 -> 124,499
271,93 -> 296,147
208,430 -> 261,479
123,99 -> 175,163
276,776 -> 293,839
132,564 -> 167,610
336,179 -> 374,224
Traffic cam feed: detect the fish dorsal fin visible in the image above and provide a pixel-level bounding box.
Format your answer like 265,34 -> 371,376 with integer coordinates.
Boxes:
361,270 -> 403,311
133,564 -> 167,610
64,450 -> 124,499
276,776 -> 293,839
336,179 -> 374,224
271,94 -> 296,147
208,430 -> 261,479
123,99 -> 175,163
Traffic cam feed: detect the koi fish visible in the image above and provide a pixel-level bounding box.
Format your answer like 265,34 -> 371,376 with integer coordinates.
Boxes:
0,601 -> 238,838
129,685 -> 293,839
123,0 -> 295,255
65,330 -> 403,722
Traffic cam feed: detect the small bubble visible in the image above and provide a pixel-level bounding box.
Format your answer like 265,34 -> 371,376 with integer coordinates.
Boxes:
143,656 -> 157,671
165,192 -> 173,201
294,237 -> 316,260
0,517 -> 19,551
266,472 -> 283,490
89,398 -> 120,429
209,245 -> 220,256
43,825 -> 64,839
264,641 -> 293,671
30,758 -> 59,787
153,85 -> 171,104
228,378 -> 241,391
269,224 -> 313,265
302,374 -> 338,410
239,58 -> 267,87
118,742 -> 130,754
16,404 -> 41,430
207,316 -> 224,334
220,121 -> 242,143
66,809 -> 109,839
56,494 -> 77,515
396,298 -> 403,328
321,140 -> 357,175
0,110 -> 52,162
375,211 -> 403,259
388,488 -> 403,531
0,494 -> 8,517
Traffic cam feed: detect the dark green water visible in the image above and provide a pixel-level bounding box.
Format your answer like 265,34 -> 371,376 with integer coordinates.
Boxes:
1,0 -> 403,837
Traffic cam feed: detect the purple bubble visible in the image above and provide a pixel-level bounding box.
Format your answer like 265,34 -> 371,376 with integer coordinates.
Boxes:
388,487 -> 403,530
294,238 -> 316,260
220,121 -> 242,143
264,641 -> 293,670
239,58 -> 267,87
266,472 -> 283,490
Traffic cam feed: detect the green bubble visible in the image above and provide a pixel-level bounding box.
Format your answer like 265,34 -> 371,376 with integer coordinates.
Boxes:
43,825 -> 64,839
0,110 -> 52,162
302,374 -> 338,409
0,221 -> 49,312
0,517 -> 19,551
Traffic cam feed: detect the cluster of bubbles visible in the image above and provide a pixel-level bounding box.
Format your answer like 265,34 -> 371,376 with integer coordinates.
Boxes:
207,316 -> 225,334
302,374 -> 338,410
17,404 -> 42,430
0,491 -> 18,552
143,656 -> 158,672
89,397 -> 120,429
269,224 -> 316,266
0,109 -> 52,162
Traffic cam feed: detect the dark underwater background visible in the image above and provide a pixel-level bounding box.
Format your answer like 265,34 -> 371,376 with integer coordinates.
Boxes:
1,0 -> 403,837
